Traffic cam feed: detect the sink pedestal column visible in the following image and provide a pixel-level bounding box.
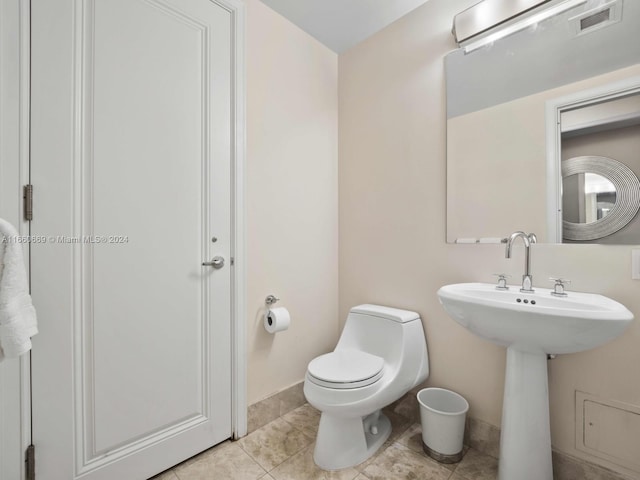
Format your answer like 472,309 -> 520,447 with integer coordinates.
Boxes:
499,347 -> 553,480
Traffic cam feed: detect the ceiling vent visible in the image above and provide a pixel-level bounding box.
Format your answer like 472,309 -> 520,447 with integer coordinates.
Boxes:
570,0 -> 623,36
581,8 -> 610,29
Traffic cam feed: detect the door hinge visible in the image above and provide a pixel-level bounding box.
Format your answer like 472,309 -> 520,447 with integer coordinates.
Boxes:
25,444 -> 35,480
23,184 -> 33,221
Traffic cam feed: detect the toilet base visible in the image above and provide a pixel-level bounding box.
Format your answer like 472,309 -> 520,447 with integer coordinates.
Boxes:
313,411 -> 391,470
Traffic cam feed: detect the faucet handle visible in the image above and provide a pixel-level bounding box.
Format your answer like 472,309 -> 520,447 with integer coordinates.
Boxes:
493,273 -> 511,290
549,277 -> 571,297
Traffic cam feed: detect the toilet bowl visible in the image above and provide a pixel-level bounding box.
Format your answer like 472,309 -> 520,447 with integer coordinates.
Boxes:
303,304 -> 429,470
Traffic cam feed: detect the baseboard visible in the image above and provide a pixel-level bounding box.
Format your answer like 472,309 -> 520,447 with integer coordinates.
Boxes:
247,382 -> 306,434
463,416 -> 635,480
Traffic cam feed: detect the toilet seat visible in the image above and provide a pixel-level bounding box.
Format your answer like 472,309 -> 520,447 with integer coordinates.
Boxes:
307,349 -> 384,389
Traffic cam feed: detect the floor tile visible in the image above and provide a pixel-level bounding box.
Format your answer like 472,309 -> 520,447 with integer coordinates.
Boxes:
156,406 -> 634,480
281,403 -> 321,438
174,442 -> 266,480
453,448 -> 498,480
448,474 -> 470,480
239,417 -> 314,471
149,470 -> 179,480
362,443 -> 451,480
169,441 -> 231,473
397,423 -> 469,471
270,443 -> 361,480
396,423 -> 423,454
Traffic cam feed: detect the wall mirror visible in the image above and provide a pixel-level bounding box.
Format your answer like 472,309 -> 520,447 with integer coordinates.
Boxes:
445,0 -> 640,244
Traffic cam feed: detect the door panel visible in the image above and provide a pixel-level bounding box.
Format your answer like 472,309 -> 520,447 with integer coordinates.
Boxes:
31,0 -> 232,478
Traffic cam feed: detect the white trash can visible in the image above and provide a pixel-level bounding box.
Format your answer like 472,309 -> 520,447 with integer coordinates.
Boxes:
417,387 -> 469,464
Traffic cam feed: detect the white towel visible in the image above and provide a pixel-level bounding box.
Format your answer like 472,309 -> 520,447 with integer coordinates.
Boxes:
0,218 -> 37,361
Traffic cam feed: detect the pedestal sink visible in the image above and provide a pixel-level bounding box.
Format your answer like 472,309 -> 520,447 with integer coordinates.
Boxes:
437,283 -> 634,480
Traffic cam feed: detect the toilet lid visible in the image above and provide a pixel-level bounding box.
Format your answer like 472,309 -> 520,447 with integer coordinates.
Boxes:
307,349 -> 384,389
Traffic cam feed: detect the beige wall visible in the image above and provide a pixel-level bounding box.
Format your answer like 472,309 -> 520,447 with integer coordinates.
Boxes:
339,0 -> 640,476
246,0 -> 339,404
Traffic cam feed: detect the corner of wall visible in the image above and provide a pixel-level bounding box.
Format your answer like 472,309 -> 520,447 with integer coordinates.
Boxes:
245,0 -> 339,405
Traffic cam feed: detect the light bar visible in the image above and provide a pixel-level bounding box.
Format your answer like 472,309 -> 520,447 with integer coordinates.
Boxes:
463,0 -> 588,53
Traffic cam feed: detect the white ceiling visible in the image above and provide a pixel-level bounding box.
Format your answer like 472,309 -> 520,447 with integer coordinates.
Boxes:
259,0 -> 431,53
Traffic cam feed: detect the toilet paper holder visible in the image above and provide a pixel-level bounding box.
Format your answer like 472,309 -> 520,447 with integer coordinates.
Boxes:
265,294 -> 280,306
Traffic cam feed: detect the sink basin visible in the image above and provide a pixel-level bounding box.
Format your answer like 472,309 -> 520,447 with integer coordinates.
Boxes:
437,282 -> 633,480
437,282 -> 633,354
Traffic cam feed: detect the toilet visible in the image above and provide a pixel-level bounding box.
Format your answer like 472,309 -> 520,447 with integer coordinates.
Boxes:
303,304 -> 429,470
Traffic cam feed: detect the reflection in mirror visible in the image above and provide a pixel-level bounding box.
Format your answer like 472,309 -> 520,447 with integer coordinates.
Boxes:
558,90 -> 640,243
562,173 -> 616,224
445,0 -> 640,244
560,155 -> 640,243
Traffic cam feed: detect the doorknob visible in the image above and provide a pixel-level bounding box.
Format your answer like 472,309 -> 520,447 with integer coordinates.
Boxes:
202,256 -> 225,269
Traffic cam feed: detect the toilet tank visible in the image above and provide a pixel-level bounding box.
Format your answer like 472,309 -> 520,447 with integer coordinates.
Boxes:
336,304 -> 428,379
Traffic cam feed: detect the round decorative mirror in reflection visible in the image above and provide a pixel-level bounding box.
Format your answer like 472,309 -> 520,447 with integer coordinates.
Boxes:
562,173 -> 616,224
562,156 -> 640,241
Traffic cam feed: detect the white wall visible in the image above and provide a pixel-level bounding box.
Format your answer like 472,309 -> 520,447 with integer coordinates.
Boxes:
246,0 -> 339,404
339,0 -> 640,476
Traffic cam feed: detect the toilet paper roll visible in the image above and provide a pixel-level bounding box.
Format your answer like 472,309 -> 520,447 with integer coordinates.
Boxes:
264,307 -> 291,334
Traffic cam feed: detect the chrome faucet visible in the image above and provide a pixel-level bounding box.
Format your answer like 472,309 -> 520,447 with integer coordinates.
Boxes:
505,231 -> 537,293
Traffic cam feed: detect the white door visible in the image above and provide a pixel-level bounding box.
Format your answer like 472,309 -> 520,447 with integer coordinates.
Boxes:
30,0 -> 234,478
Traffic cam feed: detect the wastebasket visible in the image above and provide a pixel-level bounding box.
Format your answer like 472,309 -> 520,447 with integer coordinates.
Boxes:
417,387 -> 469,464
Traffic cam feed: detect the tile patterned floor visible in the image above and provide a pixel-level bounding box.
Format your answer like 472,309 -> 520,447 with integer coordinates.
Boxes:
151,403 -> 498,480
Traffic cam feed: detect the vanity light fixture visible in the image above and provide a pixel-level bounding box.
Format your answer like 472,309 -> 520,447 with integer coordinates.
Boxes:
463,0 -> 588,53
